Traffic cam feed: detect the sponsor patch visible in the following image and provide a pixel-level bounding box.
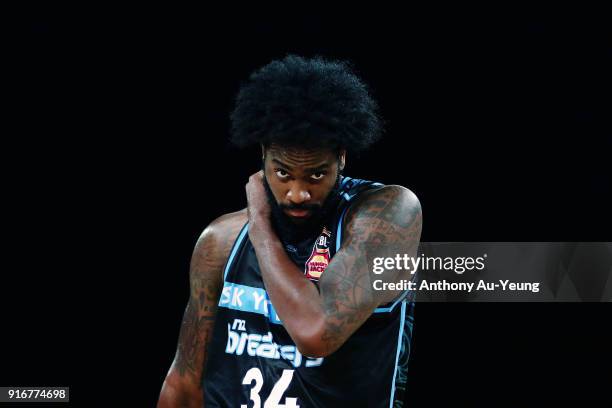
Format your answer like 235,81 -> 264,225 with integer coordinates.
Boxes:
304,227 -> 332,281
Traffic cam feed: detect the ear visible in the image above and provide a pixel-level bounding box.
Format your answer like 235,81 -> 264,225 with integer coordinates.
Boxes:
260,144 -> 266,162
338,149 -> 346,172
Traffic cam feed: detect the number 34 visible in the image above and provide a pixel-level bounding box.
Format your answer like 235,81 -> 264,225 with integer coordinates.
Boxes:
241,367 -> 299,408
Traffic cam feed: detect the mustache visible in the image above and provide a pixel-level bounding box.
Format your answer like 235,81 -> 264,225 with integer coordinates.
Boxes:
278,203 -> 322,211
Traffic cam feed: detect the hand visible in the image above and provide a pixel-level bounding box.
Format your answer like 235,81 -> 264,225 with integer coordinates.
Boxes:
245,170 -> 271,227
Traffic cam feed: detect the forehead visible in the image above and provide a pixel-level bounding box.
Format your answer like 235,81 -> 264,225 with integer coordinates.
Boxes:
265,144 -> 337,168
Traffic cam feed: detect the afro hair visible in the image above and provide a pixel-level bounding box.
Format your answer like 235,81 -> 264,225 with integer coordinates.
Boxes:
230,55 -> 383,154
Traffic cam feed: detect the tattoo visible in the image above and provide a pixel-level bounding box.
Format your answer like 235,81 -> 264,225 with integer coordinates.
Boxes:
175,279 -> 217,378
173,214 -> 246,381
319,186 -> 422,354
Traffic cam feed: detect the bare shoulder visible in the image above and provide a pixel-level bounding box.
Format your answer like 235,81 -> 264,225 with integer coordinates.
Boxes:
190,208 -> 248,274
346,184 -> 422,226
338,184 -> 422,265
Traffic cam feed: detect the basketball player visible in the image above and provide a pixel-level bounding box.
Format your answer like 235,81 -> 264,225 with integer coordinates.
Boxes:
158,55 -> 422,408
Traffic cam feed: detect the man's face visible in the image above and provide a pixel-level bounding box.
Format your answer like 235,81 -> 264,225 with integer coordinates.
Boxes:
263,143 -> 345,238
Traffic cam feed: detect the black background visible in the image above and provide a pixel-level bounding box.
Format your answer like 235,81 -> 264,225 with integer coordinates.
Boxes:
4,5 -> 611,406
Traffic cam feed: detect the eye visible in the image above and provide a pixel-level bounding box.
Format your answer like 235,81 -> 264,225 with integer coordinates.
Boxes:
310,172 -> 326,180
275,169 -> 290,179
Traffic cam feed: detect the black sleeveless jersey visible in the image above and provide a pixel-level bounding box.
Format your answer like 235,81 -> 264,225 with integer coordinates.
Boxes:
203,176 -> 415,408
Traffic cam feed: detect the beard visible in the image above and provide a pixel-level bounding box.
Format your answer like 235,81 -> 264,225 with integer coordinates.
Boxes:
263,173 -> 342,245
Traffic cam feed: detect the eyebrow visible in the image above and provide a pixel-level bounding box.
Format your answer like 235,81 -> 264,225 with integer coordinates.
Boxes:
271,158 -> 331,173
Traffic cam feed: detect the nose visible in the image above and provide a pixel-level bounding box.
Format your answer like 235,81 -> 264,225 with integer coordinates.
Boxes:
286,181 -> 311,205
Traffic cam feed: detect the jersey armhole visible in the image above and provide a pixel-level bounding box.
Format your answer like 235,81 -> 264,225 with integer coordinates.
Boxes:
222,222 -> 249,281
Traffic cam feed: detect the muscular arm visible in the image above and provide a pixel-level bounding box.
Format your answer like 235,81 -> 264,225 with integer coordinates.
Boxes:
248,184 -> 422,358
158,211 -> 246,408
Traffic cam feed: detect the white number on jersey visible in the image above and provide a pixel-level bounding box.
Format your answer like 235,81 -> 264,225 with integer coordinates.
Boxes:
240,367 -> 299,408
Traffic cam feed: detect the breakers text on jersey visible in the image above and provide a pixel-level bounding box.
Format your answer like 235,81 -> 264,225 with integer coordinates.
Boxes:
226,319 -> 323,368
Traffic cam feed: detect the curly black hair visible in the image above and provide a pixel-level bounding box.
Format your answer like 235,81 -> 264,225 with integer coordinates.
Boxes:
230,55 -> 383,154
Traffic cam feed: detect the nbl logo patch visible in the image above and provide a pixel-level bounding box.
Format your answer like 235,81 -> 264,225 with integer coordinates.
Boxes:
304,227 -> 332,281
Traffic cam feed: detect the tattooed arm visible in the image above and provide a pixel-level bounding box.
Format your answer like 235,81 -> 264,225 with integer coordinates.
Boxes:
247,178 -> 422,358
158,211 -> 247,408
